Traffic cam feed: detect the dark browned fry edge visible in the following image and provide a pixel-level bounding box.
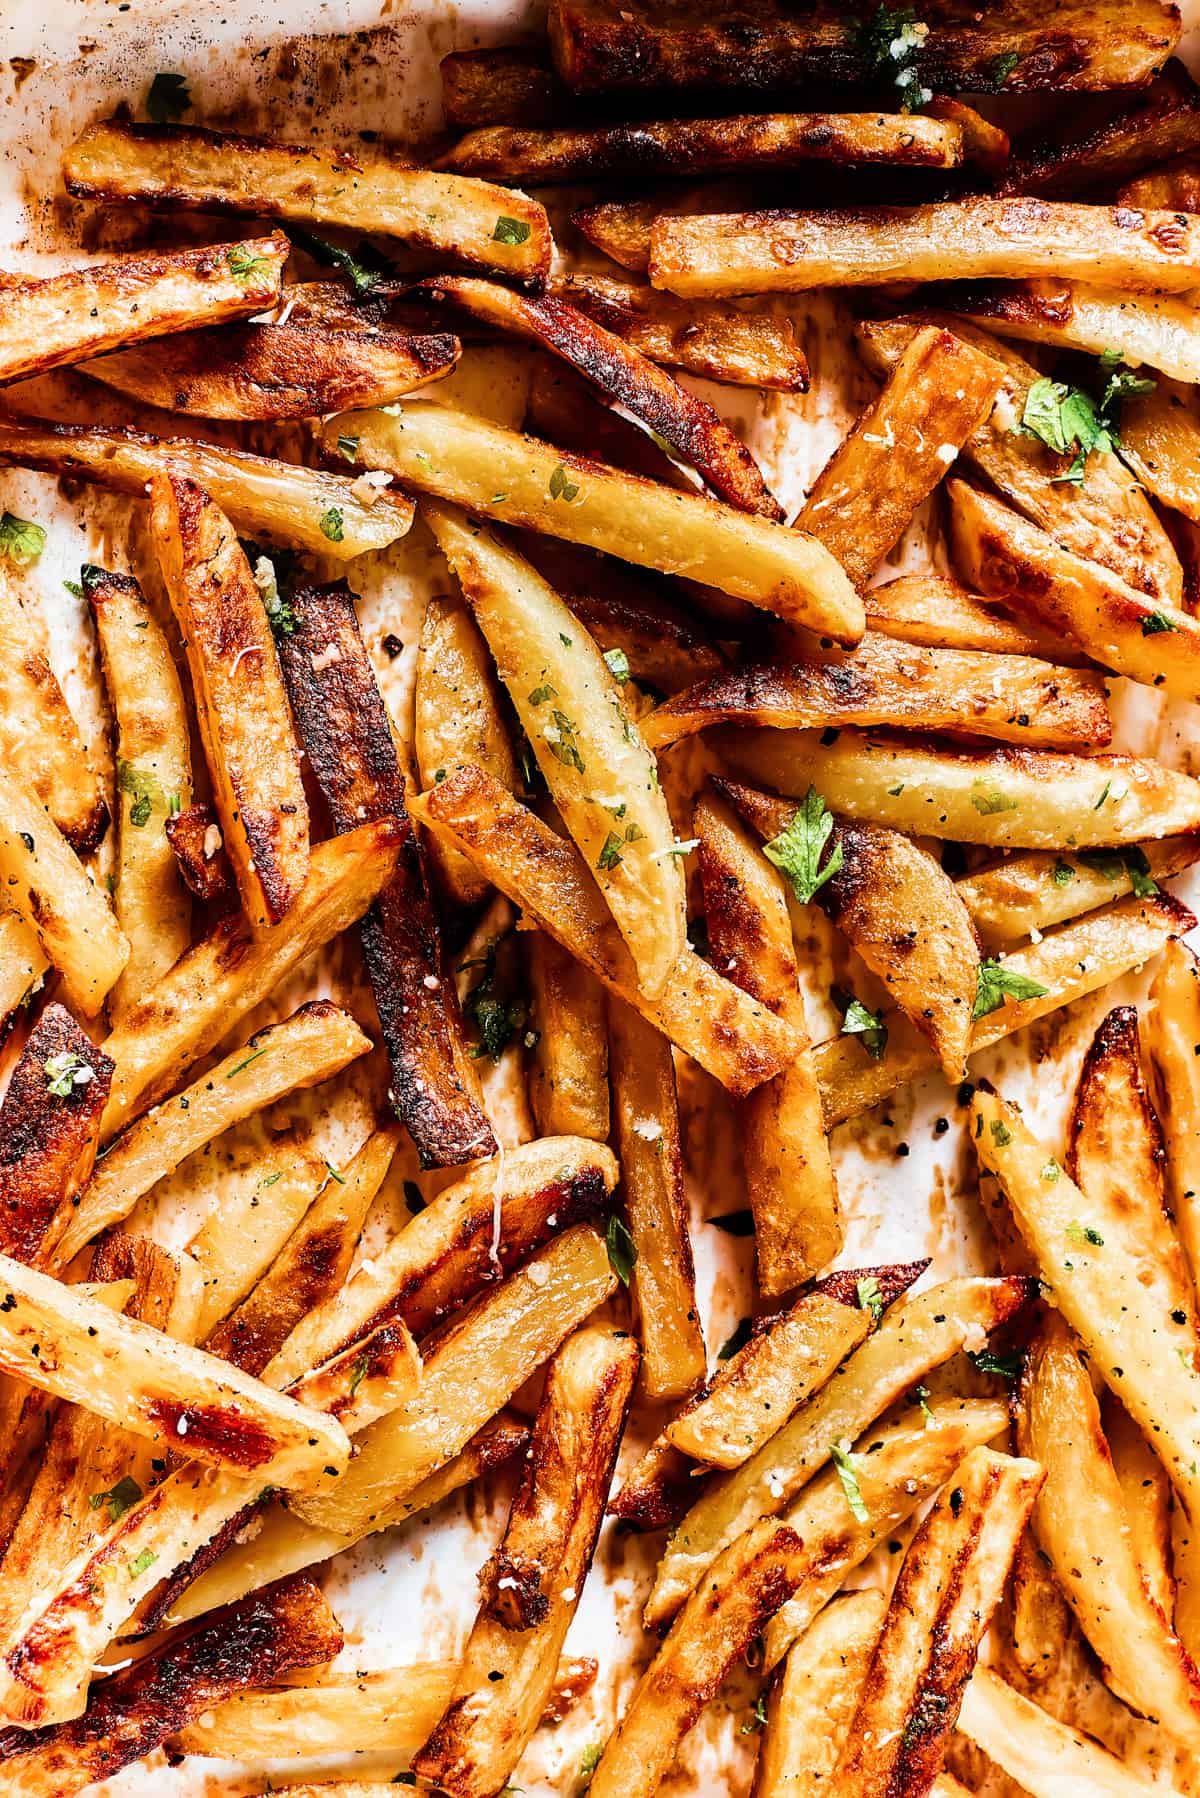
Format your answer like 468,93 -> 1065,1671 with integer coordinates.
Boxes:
0,1574 -> 342,1789
998,59 -> 1200,197
607,1441 -> 699,1530
814,1258 -> 931,1313
277,582 -> 495,1168
422,276 -> 782,518
0,1005 -> 113,1267
1066,1002 -> 1166,1185
524,357 -> 693,490
165,803 -> 232,902
442,46 -> 568,128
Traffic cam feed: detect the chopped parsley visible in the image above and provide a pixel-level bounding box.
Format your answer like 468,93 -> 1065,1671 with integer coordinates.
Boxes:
116,759 -> 160,829
128,1549 -> 158,1579
990,50 -> 1019,82
461,942 -> 526,1062
990,1118 -> 1012,1147
970,784 -> 1019,815
834,988 -> 888,1059
597,831 -> 625,872
606,1214 -> 637,1286
225,1044 -> 268,1078
972,958 -> 1049,1021
579,1744 -> 604,1782
968,1347 -> 1022,1381
288,225 -> 390,297
1051,858 -> 1075,887
763,786 -> 842,905
44,1048 -> 96,1098
718,1317 -> 754,1361
336,434 -> 360,463
603,646 -> 631,684
545,709 -> 584,773
1020,354 -> 1154,485
1142,611 -> 1179,636
319,506 -> 345,543
349,1355 -> 369,1396
145,71 -> 191,122
0,513 -> 45,565
856,1275 -> 884,1325
1079,845 -> 1158,896
1066,1220 -> 1104,1247
225,244 -> 276,286
740,1693 -> 769,1735
548,464 -> 579,502
849,5 -> 931,111
830,1439 -> 870,1523
89,1475 -> 143,1522
493,215 -> 532,246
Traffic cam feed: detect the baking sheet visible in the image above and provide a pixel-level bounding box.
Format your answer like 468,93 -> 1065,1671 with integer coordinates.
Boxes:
2,4 -> 1200,1792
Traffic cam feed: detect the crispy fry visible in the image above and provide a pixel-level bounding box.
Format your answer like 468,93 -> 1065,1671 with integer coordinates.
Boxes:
798,324 -> 1002,589
998,62 -> 1200,198
63,119 -> 551,282
957,837 -> 1200,949
277,580 -> 493,1166
1117,377 -> 1200,525
646,635 -> 1110,752
410,765 -> 802,1096
0,235 -> 286,386
716,726 -> 1200,849
831,1448 -> 1043,1796
1018,1315 -> 1200,1745
0,571 -> 104,852
58,1002 -> 369,1267
0,414 -> 414,559
526,933 -> 609,1141
442,46 -> 564,128
946,278 -> 1200,384
413,1327 -> 638,1797
425,500 -> 686,996
1145,939 -> 1200,1301
164,802 -> 230,901
0,1006 -> 111,1269
608,1433 -> 696,1532
84,565 -> 191,1018
188,1149 -> 329,1342
574,188 -> 746,277
1121,151 -> 1200,211
1103,1391 -> 1176,1623
695,786 -> 839,1289
864,572 -> 1082,661
524,354 -> 693,490
0,915 -> 46,1025
423,276 -> 781,517
319,404 -> 863,640
755,1591 -> 886,1798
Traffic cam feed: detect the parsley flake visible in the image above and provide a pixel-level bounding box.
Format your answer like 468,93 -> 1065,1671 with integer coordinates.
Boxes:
856,1275 -> 884,1325
493,215 -> 532,246
606,1214 -> 637,1286
835,988 -> 888,1059
603,646 -> 631,684
225,245 -> 276,286
319,507 -> 345,543
763,786 -> 842,905
1142,611 -> 1179,636
0,513 -> 45,565
830,1439 -> 869,1523
128,1549 -> 158,1579
89,1475 -> 143,1522
548,464 -> 579,502
44,1049 -> 97,1098
145,71 -> 191,123
972,959 -> 1049,1021
968,1347 -> 1022,1381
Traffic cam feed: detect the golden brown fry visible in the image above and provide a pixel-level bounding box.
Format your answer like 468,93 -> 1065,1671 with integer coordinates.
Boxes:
526,932 -> 610,1142
999,62 -> 1200,198
0,915 -> 46,1026
0,235 -> 286,386
188,1148 -> 329,1342
695,786 -> 839,1290
1104,1392 -> 1176,1624
573,187 -> 746,278
946,278 -> 1200,384
63,118 -> 552,282
798,324 -> 1001,588
163,802 -> 230,902
957,837 -> 1200,949
607,1433 -> 697,1532
755,1591 -> 886,1798
0,571 -> 104,852
958,1664 -> 1169,1798
0,1006 -> 112,1269
1117,377 -> 1200,525
411,766 -> 802,1096
831,1448 -> 1043,1795
863,573 -> 1083,661
1145,939 -> 1200,1301
441,46 -> 564,128
412,1326 -> 638,1797
84,566 -> 191,1020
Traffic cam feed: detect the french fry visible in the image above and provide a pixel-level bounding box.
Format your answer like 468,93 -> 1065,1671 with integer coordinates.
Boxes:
0,1575 -> 342,1798
547,0 -> 1180,95
0,914 -> 46,1024
85,316 -> 460,420
0,415 -> 414,560
414,591 -> 519,909
286,1224 -> 617,1536
972,1086 -> 1200,1524
412,1326 -> 639,1797
58,1002 -> 369,1267
0,571 -> 105,852
926,95 -> 1010,173
574,189 -> 744,278
949,478 -> 1200,705
442,46 -> 564,128
716,726 -> 1200,850
998,62 -> 1200,198
1121,152 -> 1200,211
864,573 -> 1087,662
695,786 -> 840,1289
526,933 -> 610,1141
606,996 -> 704,1400
164,802 -> 230,902
755,1591 -> 886,1798
84,566 -> 191,1020
830,1448 -> 1043,1795
957,837 -> 1200,950
1145,940 -> 1200,1302
204,1126 -> 401,1375
1117,377 -> 1200,525
319,404 -> 864,640
151,473 -> 308,929
798,324 -> 1002,589
410,765 -> 802,1096
188,1148 -> 329,1342
946,278 -> 1200,384
608,1434 -> 696,1532
646,635 -> 1110,752
425,500 -> 686,997
815,893 -> 1194,1129
1103,1391 -> 1176,1624
958,1663 -> 1186,1798
424,277 -> 781,518
99,816 -> 402,1138
0,1005 -> 111,1268
63,119 -> 552,282
1007,1531 -> 1074,1687
0,235 -> 287,386
644,1276 -> 1029,1627
553,271 -> 808,391
523,355 -> 694,492
1018,1315 -> 1200,1746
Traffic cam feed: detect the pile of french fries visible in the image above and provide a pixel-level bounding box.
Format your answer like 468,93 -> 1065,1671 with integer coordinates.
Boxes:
4,1 -> 1200,1793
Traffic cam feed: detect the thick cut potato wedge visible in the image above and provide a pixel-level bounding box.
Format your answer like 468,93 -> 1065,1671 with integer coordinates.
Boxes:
573,191 -> 721,277
58,1002 -> 369,1268
425,501 -> 685,998
286,1225 -> 617,1536
99,817 -> 402,1137
716,726 -> 1200,850
0,572 -> 105,852
318,403 -> 863,641
947,278 -> 1200,384
0,1005 -> 111,1269
1145,939 -> 1200,1301
414,591 -> 519,908
188,1148 -> 329,1342
1118,378 -> 1200,524
553,271 -> 807,391
647,634 -> 1110,752
151,473 -> 308,930
649,200 -> 1200,299
0,1576 -> 342,1798
1104,1391 -> 1176,1623
277,580 -> 493,1167
522,357 -> 692,491
1019,1316 -> 1200,1746
0,914 -> 46,1025
958,837 -> 1200,949
547,0 -> 1180,95
0,235 -> 286,386
999,63 -> 1200,198
864,573 -> 1082,661
0,762 -> 128,1015
63,119 -> 551,282
85,567 -> 191,1018
411,765 -> 802,1096
695,786 -> 839,1290
797,324 -> 1002,590
606,996 -> 705,1400
86,317 -> 460,420
949,479 -> 1200,705
0,414 -> 413,558
525,933 -> 610,1141
831,1448 -> 1043,1795
644,1276 -> 1029,1626
423,277 -> 780,517
755,1591 -> 886,1798
412,1326 -> 639,1798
